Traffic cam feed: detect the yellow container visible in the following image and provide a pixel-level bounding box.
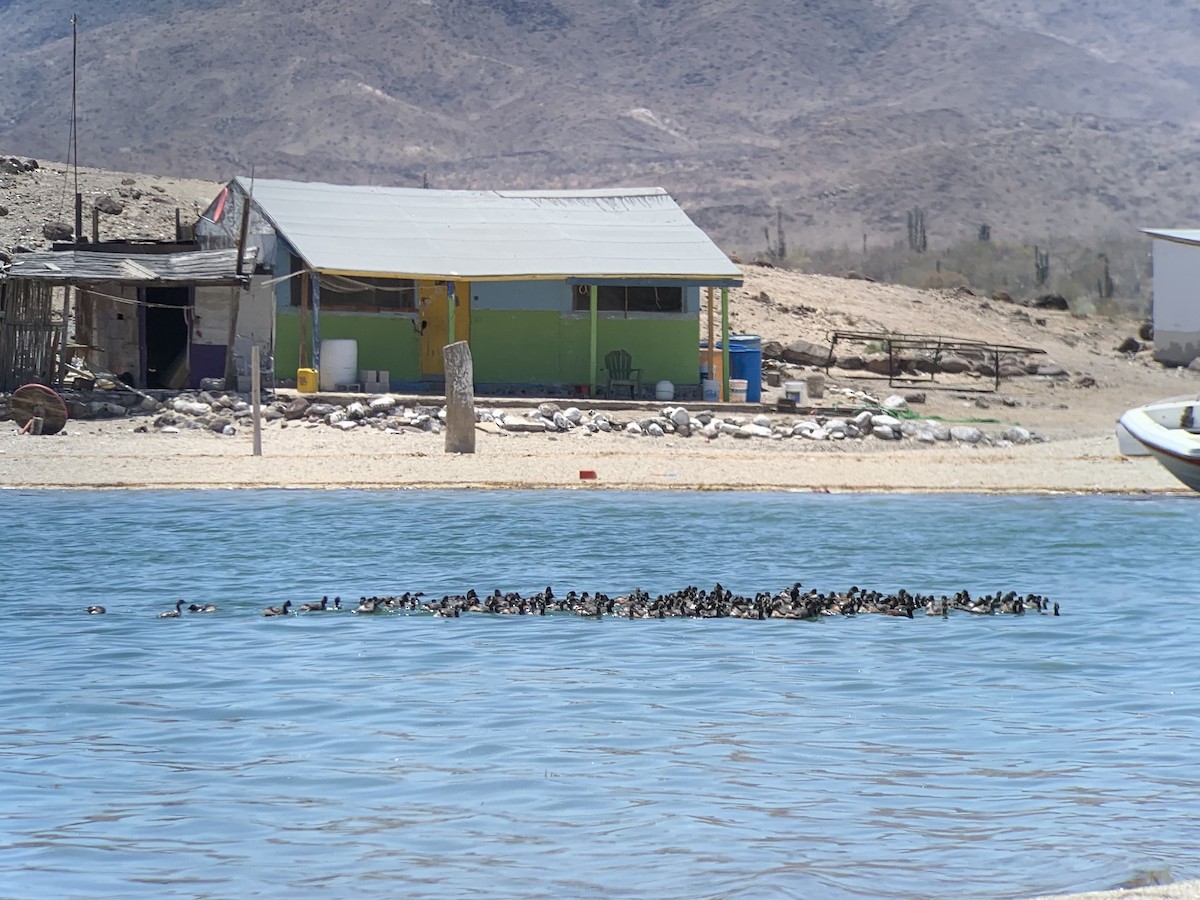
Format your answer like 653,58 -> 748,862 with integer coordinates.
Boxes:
297,368 -> 319,393
700,345 -> 724,401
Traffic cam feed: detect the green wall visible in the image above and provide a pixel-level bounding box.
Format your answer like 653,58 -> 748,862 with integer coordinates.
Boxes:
276,312 -> 420,382
277,309 -> 701,388
473,311 -> 700,387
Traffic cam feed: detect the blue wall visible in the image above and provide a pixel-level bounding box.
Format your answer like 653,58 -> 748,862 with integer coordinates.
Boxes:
472,281 -> 569,311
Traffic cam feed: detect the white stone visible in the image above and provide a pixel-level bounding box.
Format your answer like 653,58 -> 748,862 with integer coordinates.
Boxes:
369,395 -> 398,412
670,407 -> 690,427
916,429 -> 937,443
505,416 -> 547,432
159,425 -> 179,434
335,420 -> 359,431
720,422 -> 741,436
950,425 -> 984,443
564,406 -> 583,423
552,412 -> 571,431
752,414 -> 772,428
173,399 -> 211,417
702,423 -> 719,439
327,411 -> 346,425
595,418 -> 613,433
625,422 -> 642,435
222,424 -> 237,436
871,414 -> 902,429
647,423 -> 664,437
1005,426 -> 1032,444
883,394 -> 909,411
873,425 -> 898,440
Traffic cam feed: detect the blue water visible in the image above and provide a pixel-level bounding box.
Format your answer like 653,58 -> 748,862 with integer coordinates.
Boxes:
2,489 -> 1199,899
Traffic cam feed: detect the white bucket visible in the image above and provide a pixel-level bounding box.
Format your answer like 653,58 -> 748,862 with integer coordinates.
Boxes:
702,379 -> 720,402
729,378 -> 748,403
784,380 -> 806,404
319,339 -> 358,391
655,380 -> 674,401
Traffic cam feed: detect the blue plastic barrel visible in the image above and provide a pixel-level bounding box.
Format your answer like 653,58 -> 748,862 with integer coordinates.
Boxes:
727,334 -> 762,402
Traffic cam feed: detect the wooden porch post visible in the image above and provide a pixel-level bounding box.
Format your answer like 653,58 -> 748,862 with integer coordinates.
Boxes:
299,269 -> 310,370
721,287 -> 730,402
706,286 -> 715,389
589,284 -> 598,396
311,271 -> 322,373
447,280 -> 456,346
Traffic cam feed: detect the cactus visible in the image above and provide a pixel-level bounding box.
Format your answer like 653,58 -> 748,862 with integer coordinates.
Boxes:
1097,252 -> 1114,298
978,223 -> 991,242
1034,246 -> 1050,287
907,207 -> 927,253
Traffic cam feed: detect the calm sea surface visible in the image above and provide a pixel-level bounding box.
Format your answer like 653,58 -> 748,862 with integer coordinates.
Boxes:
2,489 -> 1199,899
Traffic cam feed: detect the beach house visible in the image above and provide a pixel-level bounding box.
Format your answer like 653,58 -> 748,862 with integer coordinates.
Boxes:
194,178 -> 743,397
1143,228 -> 1200,367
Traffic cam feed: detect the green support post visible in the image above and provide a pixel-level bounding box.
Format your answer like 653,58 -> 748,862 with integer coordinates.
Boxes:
589,284 -> 598,396
721,287 -> 730,402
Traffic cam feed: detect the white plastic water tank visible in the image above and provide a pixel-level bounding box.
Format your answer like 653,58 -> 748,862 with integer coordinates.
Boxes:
319,339 -> 359,391
655,380 -> 674,401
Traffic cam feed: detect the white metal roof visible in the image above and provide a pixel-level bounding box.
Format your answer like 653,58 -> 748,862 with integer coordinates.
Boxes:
233,177 -> 742,283
1142,228 -> 1200,246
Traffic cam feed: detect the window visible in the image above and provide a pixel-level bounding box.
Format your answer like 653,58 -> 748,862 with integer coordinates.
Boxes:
290,268 -> 417,312
572,284 -> 684,313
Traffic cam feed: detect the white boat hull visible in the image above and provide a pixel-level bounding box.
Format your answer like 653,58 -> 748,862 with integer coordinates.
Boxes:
1118,397 -> 1200,492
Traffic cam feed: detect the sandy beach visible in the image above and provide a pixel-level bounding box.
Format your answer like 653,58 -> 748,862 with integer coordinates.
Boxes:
0,411 -> 1185,494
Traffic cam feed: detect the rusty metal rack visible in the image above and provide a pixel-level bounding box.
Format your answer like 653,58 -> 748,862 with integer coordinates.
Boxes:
825,330 -> 1045,391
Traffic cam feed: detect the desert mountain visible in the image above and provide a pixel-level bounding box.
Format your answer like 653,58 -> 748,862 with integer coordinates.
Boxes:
1,0 -> 1198,253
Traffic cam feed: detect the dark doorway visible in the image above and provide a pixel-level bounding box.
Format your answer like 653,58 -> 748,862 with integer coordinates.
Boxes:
143,287 -> 190,388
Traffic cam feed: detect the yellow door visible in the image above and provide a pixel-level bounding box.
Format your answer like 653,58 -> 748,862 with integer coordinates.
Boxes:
418,281 -> 448,376
453,280 -> 471,347
418,280 -> 471,377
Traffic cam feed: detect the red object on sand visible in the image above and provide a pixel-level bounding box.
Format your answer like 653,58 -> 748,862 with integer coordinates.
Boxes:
579,470 -> 597,480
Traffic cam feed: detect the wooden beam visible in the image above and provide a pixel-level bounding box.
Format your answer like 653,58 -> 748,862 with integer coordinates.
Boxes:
721,287 -> 730,402
706,286 -> 715,389
251,344 -> 262,456
299,268 -> 310,370
589,284 -> 598,396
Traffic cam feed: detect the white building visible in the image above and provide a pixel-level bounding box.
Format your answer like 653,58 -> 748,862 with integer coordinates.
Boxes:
1144,229 -> 1200,367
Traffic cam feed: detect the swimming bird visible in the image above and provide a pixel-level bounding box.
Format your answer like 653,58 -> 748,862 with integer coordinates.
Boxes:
262,599 -> 292,617
299,597 -> 328,612
159,599 -> 185,618
86,605 -> 106,615
354,597 -> 378,614
188,603 -> 218,613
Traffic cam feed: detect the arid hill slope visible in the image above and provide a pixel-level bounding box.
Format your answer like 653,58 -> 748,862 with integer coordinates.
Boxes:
0,1 -> 1198,253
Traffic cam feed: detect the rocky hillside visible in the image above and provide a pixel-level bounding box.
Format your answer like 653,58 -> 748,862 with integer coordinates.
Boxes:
0,156 -> 219,258
1,0 -> 1198,254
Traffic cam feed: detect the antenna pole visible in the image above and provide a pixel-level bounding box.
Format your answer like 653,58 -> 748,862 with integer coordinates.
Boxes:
71,13 -> 81,241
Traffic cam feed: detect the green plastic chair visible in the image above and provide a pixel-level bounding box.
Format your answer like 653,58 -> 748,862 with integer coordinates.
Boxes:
603,349 -> 642,400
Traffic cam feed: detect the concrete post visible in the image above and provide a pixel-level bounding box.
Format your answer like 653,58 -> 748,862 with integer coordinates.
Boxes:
442,340 -> 476,454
